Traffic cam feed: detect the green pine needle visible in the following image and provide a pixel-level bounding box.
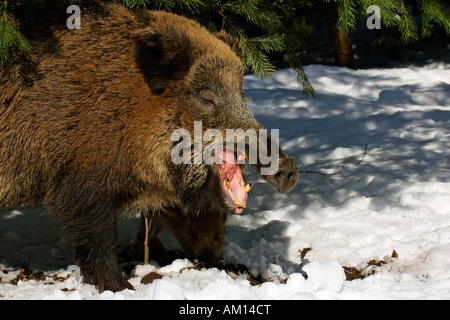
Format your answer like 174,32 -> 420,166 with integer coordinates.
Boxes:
337,0 -> 356,33
0,9 -> 32,63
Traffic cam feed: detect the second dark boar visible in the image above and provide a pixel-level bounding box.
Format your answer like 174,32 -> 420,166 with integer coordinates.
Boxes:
136,208 -> 228,266
0,3 -> 297,292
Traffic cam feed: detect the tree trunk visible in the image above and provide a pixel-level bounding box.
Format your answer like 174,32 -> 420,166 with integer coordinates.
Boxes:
325,3 -> 358,69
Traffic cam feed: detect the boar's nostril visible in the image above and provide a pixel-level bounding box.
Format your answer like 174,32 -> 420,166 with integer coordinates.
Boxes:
275,170 -> 284,178
271,167 -> 297,193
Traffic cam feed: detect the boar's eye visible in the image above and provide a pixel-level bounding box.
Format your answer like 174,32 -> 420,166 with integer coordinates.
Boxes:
213,232 -> 222,242
199,91 -> 217,107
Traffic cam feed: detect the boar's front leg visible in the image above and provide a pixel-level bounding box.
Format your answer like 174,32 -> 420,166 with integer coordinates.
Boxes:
47,190 -> 133,292
72,213 -> 133,292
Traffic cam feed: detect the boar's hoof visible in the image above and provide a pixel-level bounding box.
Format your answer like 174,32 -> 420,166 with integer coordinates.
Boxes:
81,262 -> 134,293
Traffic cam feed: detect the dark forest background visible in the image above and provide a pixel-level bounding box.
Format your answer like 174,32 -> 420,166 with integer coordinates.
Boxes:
1,0 -> 449,97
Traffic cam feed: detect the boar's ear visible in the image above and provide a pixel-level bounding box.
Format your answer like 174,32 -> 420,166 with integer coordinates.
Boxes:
132,28 -> 194,95
215,30 -> 241,58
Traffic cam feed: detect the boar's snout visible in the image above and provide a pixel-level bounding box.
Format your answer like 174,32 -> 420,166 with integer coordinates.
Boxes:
265,156 -> 298,193
197,250 -> 217,267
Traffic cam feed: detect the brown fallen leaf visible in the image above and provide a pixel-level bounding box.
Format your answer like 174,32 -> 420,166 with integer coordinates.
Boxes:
391,250 -> 398,259
140,271 -> 163,284
299,247 -> 311,260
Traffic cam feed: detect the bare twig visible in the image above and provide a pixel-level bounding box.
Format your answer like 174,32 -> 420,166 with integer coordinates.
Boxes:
296,143 -> 368,176
296,157 -> 343,176
356,144 -> 368,166
144,217 -> 152,265
298,168 -> 344,176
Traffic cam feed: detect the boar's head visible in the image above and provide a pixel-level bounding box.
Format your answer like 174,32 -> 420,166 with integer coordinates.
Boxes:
132,13 -> 297,215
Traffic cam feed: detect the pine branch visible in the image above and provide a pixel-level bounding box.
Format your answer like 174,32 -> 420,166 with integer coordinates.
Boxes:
224,2 -> 282,33
419,0 -> 450,37
286,51 -> 315,98
216,7 -> 276,79
359,0 -> 398,28
247,34 -> 285,53
120,0 -> 151,9
0,1 -> 31,63
395,0 -> 419,43
337,0 -> 356,33
238,32 -> 276,79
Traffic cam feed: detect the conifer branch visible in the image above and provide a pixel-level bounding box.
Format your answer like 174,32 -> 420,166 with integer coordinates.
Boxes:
395,0 -> 419,43
0,0 -> 31,63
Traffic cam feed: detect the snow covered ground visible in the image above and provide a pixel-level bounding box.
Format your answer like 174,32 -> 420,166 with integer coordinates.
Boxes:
1,64 -> 449,300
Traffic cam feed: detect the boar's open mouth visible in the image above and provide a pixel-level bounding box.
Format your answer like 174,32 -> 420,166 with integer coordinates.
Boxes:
217,149 -> 250,214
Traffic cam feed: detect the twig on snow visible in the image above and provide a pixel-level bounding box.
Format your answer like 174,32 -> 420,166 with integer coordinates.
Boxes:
356,144 -> 368,166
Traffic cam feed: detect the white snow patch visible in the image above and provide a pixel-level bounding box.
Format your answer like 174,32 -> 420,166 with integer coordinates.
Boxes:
1,64 -> 450,299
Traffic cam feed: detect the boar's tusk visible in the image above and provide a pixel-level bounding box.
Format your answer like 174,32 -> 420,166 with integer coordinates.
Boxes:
233,200 -> 246,208
238,152 -> 247,161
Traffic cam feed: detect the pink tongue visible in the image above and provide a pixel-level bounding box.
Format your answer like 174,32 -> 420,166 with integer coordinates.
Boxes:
218,150 -> 248,214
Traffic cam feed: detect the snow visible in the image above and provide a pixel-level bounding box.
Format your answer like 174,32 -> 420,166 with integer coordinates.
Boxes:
1,64 -> 449,299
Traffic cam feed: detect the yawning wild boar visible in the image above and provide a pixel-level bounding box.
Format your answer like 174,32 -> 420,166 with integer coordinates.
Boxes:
0,3 -> 297,291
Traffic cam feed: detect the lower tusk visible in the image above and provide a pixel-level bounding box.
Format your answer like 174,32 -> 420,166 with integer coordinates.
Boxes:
233,200 -> 246,208
245,183 -> 252,193
225,179 -> 230,190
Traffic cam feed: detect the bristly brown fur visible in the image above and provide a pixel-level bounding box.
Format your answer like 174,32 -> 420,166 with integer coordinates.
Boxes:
0,3 -> 297,292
